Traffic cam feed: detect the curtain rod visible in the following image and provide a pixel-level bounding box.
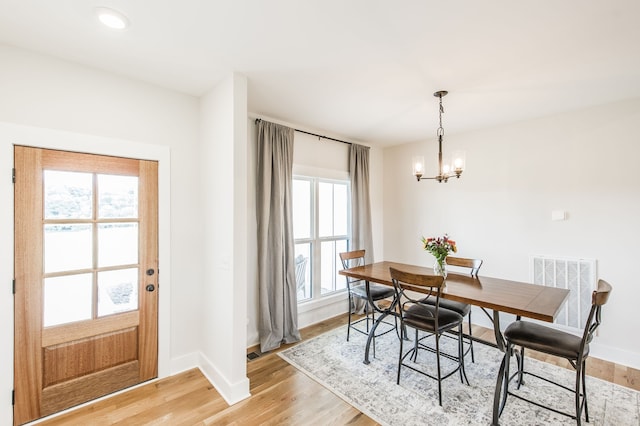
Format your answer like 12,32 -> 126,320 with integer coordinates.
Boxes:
254,118 -> 352,146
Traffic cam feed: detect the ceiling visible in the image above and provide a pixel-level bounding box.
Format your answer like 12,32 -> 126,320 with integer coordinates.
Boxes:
1,0 -> 639,147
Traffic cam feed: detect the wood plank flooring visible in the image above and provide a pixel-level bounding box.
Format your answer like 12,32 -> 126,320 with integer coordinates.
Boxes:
37,315 -> 640,425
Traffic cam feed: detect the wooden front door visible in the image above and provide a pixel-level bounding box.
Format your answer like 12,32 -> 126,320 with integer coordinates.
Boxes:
13,147 -> 159,425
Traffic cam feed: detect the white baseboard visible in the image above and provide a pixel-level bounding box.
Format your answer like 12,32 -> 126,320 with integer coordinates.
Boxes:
169,351 -> 200,376
197,351 -> 251,405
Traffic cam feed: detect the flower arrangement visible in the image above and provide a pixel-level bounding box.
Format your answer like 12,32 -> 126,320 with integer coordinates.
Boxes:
421,234 -> 457,275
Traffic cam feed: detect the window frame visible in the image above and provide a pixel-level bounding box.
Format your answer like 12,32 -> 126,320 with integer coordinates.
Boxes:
293,174 -> 351,303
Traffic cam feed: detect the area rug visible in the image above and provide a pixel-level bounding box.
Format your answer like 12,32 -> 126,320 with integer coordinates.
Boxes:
279,326 -> 639,425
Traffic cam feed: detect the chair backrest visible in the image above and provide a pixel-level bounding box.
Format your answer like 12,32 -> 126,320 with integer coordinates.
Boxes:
580,279 -> 613,358
339,250 -> 366,289
445,256 -> 483,277
390,267 -> 445,317
339,249 -> 366,269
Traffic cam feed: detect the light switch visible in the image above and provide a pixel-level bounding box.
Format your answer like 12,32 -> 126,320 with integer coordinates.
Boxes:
551,210 -> 566,221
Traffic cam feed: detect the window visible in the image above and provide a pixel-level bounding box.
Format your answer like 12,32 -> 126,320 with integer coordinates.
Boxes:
293,176 -> 350,302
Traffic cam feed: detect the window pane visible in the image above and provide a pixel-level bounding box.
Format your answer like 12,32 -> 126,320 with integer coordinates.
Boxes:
293,179 -> 311,239
44,274 -> 92,327
295,243 -> 311,301
98,174 -> 138,219
44,170 -> 92,219
98,268 -> 139,317
320,241 -> 334,294
335,239 -> 348,291
44,224 -> 92,273
98,223 -> 138,267
318,182 -> 333,238
334,183 -> 348,236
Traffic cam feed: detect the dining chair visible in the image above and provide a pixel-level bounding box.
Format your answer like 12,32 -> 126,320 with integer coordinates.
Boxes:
339,250 -> 397,356
390,267 -> 469,406
493,279 -> 612,425
420,256 -> 483,363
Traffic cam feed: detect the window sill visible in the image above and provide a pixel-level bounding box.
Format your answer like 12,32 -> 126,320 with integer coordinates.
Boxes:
297,291 -> 347,314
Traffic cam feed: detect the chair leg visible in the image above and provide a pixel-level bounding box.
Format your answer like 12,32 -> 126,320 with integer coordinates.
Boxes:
458,324 -> 470,385
582,361 -> 589,422
347,293 -> 352,341
435,333 -> 443,406
468,311 -> 475,363
516,346 -> 525,389
501,343 -> 512,411
397,326 -> 404,385
411,329 -> 419,362
575,362 -> 582,426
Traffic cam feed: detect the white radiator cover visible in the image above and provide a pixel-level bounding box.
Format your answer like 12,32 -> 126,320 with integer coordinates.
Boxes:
530,255 -> 597,330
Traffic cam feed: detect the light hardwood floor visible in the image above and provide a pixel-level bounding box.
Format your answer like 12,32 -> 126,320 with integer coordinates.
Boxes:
38,315 -> 639,425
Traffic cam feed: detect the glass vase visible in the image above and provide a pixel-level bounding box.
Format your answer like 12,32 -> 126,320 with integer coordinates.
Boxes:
434,258 -> 447,278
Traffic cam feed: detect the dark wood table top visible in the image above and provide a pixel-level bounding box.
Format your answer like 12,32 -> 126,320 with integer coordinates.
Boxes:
339,261 -> 570,323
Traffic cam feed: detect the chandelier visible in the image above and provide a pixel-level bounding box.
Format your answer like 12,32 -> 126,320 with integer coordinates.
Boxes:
412,91 -> 465,182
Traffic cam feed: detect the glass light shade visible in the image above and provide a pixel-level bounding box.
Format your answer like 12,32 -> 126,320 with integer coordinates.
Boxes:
412,156 -> 425,177
451,150 -> 466,174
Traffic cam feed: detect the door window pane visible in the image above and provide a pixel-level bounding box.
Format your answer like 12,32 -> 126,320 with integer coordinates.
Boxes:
44,224 -> 92,273
44,170 -> 92,219
98,268 -> 139,317
98,223 -> 138,267
98,174 -> 138,219
44,274 -> 92,327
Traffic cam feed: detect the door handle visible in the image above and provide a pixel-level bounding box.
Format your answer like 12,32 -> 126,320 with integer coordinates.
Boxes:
146,284 -> 155,292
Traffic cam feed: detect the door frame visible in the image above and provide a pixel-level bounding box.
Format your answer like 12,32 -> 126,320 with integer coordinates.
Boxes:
0,122 -> 171,424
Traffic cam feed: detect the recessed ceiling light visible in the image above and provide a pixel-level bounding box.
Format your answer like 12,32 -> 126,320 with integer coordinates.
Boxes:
95,7 -> 130,30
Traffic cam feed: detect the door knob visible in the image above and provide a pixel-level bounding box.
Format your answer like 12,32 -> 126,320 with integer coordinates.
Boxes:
146,284 -> 155,292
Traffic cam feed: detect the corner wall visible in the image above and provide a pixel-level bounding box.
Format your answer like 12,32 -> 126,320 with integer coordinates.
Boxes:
199,74 -> 250,403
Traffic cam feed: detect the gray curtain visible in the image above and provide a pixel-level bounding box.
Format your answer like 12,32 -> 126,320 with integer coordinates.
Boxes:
349,143 -> 374,312
256,120 -> 301,353
350,143 -> 374,261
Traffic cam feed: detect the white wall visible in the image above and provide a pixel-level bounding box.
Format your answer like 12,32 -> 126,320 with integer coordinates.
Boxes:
0,44 -> 230,422
383,98 -> 640,368
245,116 -> 385,347
198,74 -> 250,403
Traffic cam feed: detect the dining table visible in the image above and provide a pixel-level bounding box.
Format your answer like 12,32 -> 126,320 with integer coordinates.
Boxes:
339,260 -> 570,362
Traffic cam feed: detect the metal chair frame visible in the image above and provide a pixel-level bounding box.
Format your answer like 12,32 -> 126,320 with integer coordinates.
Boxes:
420,256 -> 483,363
340,250 -> 398,358
492,279 -> 612,425
391,267 -> 469,406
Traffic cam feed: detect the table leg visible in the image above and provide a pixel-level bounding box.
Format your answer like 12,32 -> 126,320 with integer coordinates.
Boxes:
362,286 -> 400,365
492,310 -> 506,352
363,310 -> 389,364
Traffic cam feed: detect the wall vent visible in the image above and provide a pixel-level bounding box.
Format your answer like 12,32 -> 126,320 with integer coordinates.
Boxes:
530,255 -> 596,330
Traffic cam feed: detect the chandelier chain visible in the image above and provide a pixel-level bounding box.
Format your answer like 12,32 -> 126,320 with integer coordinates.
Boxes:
437,95 -> 445,137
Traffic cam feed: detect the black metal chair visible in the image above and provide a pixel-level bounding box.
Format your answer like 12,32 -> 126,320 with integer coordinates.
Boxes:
390,267 -> 469,406
493,279 -> 613,425
420,256 -> 482,363
339,250 -> 397,356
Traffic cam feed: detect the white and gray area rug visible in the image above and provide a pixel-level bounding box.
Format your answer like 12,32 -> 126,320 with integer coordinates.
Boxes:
279,325 -> 640,425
